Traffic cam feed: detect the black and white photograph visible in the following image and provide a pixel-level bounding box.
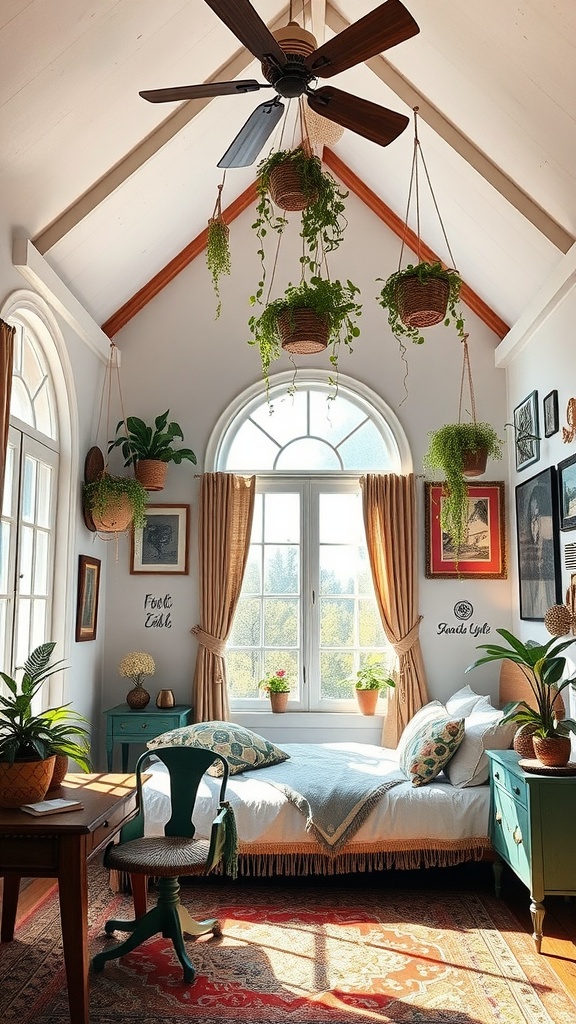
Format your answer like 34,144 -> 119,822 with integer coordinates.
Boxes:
515,467 -> 561,620
513,390 -> 540,471
131,504 -> 190,575
558,453 -> 576,530
543,389 -> 559,438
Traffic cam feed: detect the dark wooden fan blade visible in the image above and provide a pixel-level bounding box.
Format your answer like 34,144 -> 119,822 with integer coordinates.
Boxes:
140,80 -> 264,103
307,87 -> 409,147
203,0 -> 286,65
218,99 -> 285,168
305,0 -> 419,78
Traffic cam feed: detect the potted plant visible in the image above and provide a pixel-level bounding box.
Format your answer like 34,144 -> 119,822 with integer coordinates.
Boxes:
206,212 -> 231,319
0,642 -> 92,807
83,472 -> 148,532
108,410 -> 197,492
248,276 -> 362,393
349,656 -> 395,716
252,147 -> 348,304
423,422 -> 503,550
377,262 -> 465,347
258,669 -> 291,713
466,628 -> 576,767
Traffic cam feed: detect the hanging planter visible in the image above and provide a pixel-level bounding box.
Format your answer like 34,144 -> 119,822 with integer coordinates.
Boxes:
276,308 -> 329,355
205,178 -> 231,319
83,473 -> 148,533
108,410 -> 197,493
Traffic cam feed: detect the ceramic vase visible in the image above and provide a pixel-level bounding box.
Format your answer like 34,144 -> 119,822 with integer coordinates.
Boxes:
0,755 -> 56,808
126,683 -> 151,709
156,689 -> 175,708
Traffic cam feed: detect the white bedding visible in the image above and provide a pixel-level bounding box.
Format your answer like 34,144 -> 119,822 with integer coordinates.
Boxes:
141,742 -> 490,871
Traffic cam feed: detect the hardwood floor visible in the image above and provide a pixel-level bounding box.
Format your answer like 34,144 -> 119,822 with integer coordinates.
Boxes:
3,864 -> 576,997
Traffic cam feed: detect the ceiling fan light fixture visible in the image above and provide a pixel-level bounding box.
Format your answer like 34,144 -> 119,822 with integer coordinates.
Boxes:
272,22 -> 317,58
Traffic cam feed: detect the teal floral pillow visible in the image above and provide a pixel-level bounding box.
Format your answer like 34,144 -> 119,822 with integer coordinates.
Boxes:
399,716 -> 465,787
147,721 -> 289,776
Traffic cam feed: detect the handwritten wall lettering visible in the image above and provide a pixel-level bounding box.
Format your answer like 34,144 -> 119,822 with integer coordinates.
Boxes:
144,593 -> 173,628
436,622 -> 491,637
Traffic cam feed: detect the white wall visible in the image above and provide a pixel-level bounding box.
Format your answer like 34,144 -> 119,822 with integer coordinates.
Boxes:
98,185 -> 511,760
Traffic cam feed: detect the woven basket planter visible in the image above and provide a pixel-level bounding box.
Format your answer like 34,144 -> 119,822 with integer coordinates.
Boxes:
135,459 -> 167,491
277,308 -> 329,355
462,446 -> 488,478
90,495 -> 133,533
269,161 -> 317,212
397,275 -> 450,328
533,735 -> 571,768
0,755 -> 56,808
513,724 -> 538,759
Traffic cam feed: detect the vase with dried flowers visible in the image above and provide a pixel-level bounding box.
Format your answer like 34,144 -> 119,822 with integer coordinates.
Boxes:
119,652 -> 156,710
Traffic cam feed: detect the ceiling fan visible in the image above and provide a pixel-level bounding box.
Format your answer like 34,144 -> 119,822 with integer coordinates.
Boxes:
139,0 -> 420,168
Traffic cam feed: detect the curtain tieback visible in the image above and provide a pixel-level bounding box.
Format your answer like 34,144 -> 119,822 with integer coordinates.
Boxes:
391,616 -> 422,657
191,626 -> 226,657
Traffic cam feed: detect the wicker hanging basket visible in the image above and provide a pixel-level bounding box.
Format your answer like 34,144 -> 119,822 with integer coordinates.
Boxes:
89,493 -> 134,533
462,446 -> 488,478
396,274 -> 450,329
277,308 -> 329,355
269,160 -> 317,212
135,459 -> 167,491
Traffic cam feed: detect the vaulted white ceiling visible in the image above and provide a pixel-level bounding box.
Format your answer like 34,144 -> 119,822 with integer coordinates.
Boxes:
2,1 -> 575,336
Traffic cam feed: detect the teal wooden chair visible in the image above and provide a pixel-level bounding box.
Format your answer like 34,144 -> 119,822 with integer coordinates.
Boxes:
92,745 -> 238,983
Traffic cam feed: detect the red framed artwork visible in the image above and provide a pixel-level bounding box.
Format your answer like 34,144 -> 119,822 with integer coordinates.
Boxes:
425,481 -> 507,579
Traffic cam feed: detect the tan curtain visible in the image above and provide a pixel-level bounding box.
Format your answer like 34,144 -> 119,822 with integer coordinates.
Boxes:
0,319 -> 15,502
361,473 -> 429,748
192,472 -> 256,721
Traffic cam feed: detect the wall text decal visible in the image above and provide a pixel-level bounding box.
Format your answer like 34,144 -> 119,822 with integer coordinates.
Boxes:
144,592 -> 173,628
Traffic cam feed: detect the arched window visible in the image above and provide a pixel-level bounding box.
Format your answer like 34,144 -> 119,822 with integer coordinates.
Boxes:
207,373 -> 411,712
1,303 -> 66,679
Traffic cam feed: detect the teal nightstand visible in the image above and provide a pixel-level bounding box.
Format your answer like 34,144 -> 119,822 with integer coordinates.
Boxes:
105,703 -> 194,771
487,749 -> 576,951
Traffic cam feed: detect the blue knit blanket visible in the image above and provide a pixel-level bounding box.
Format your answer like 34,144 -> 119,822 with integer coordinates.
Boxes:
256,743 -> 405,852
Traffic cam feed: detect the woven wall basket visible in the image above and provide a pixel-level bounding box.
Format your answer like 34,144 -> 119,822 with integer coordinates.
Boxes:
269,162 -> 317,212
397,275 -> 450,328
135,459 -> 167,491
277,308 -> 329,355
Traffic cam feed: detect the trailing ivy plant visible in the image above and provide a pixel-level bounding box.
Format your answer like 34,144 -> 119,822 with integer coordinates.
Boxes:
423,421 -> 503,549
206,215 -> 231,319
252,147 -> 348,305
377,261 -> 465,346
82,474 -> 148,530
248,275 -> 361,393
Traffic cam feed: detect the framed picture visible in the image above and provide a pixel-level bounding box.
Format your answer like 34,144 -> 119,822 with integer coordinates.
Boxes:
543,390 -> 559,438
513,390 -> 540,471
557,453 -> 576,530
75,554 -> 101,641
424,482 -> 507,579
131,504 -> 190,574
515,467 -> 561,620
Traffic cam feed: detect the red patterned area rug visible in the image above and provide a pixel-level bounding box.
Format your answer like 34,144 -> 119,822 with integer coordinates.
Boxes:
1,864 -> 575,1024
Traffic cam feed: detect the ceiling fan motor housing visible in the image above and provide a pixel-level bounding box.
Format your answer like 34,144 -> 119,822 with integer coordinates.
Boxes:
261,22 -> 318,98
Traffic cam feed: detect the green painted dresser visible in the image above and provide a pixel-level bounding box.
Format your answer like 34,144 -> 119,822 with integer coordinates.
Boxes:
487,748 -> 576,951
105,703 -> 194,772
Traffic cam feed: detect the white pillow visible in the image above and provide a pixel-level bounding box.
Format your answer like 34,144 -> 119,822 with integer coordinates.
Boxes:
443,708 -> 517,788
445,685 -> 491,717
396,701 -> 447,761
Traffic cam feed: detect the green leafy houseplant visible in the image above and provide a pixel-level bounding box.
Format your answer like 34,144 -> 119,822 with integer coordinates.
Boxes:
467,629 -> 576,741
206,215 -> 231,319
351,655 -> 395,692
0,642 -> 91,768
252,147 -> 348,303
423,422 -> 503,549
248,276 -> 362,391
258,669 -> 291,694
108,410 -> 197,468
83,473 -> 148,531
377,261 -> 465,346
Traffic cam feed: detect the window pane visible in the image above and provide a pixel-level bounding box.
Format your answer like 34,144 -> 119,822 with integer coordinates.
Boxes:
320,493 -> 363,544
2,443 -> 15,515
34,380 -> 53,438
263,493 -> 299,543
34,531 -> 49,594
251,390 -> 307,445
320,650 -> 353,699
320,546 -> 355,595
242,547 -> 262,594
19,525 -> 34,595
251,493 -> 263,541
338,421 -> 390,469
37,463 -> 52,528
276,437 -> 340,470
22,457 -> 37,523
227,650 -> 260,699
226,420 -> 280,470
15,599 -> 31,666
228,597 -> 261,647
0,522 -> 11,591
263,598 -> 299,647
320,598 -> 354,646
10,378 -> 33,424
309,391 -> 364,442
264,545 -> 299,594
358,599 -> 387,647
32,599 -> 47,650
263,650 -> 299,696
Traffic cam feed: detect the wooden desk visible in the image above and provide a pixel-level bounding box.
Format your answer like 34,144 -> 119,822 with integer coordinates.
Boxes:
0,773 -> 140,1024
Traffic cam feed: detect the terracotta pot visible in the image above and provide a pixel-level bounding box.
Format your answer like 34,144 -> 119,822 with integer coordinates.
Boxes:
135,460 -> 167,491
126,684 -> 151,709
462,446 -> 488,478
396,275 -> 450,329
48,753 -> 69,790
269,691 -> 289,714
277,308 -> 329,355
533,735 -> 571,768
355,688 -> 380,716
513,724 -> 538,759
0,755 -> 56,808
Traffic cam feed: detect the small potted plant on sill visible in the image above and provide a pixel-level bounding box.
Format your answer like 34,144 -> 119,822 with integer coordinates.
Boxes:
466,628 -> 576,767
108,410 -> 197,491
0,642 -> 92,807
423,421 -> 503,550
258,669 -> 291,713
248,275 -> 362,394
83,472 -> 148,532
350,655 -> 395,716
377,261 -> 465,347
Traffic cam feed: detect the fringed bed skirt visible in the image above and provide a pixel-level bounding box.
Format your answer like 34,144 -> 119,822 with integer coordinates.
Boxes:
108,837 -> 492,891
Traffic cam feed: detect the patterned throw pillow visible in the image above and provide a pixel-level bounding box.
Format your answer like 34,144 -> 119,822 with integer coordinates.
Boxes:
399,716 -> 465,787
396,701 -> 447,764
146,721 -> 290,776
443,708 -> 517,788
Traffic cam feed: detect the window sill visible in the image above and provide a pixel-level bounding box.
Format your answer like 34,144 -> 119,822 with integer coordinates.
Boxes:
231,710 -> 385,745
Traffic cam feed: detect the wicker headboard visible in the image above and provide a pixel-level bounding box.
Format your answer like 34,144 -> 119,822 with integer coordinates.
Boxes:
499,658 -> 565,716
